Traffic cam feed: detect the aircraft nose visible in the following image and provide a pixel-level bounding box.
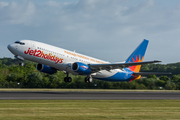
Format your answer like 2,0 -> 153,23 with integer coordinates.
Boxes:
7,44 -> 11,50
7,44 -> 14,51
7,44 -> 16,53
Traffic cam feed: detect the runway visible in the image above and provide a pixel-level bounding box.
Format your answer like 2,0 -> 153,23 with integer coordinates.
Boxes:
0,91 -> 180,100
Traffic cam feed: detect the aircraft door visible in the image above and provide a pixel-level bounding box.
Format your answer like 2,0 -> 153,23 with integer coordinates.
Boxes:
31,42 -> 36,49
27,42 -> 36,61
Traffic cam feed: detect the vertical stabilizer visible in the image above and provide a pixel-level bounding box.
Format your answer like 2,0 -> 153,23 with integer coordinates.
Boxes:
125,39 -> 149,72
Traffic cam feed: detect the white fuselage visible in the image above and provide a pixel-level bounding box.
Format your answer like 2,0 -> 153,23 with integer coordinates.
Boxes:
7,40 -> 124,80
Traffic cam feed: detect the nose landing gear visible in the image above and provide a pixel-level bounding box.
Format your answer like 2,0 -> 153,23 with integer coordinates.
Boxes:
19,61 -> 24,66
15,55 -> 24,66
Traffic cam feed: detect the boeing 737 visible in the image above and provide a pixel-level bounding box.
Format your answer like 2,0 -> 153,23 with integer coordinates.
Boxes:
7,39 -> 170,83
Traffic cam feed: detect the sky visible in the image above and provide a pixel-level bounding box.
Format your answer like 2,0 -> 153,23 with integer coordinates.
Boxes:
1,0 -> 180,64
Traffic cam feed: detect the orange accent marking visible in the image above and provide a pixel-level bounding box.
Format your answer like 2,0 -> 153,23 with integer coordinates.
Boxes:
129,55 -> 144,72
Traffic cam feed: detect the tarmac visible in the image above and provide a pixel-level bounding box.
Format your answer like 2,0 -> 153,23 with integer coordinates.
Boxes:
0,91 -> 180,100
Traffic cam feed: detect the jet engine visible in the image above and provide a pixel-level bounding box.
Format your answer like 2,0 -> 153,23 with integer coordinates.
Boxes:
71,62 -> 91,75
36,64 -> 57,74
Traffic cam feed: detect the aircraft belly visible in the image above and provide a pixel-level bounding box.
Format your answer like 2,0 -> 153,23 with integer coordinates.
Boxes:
92,69 -> 133,81
92,70 -> 118,78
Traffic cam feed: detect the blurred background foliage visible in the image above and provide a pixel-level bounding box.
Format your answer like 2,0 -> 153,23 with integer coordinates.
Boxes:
1,58 -> 180,90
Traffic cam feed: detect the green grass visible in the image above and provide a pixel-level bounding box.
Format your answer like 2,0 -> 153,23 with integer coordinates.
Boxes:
0,100 -> 180,120
0,88 -> 180,92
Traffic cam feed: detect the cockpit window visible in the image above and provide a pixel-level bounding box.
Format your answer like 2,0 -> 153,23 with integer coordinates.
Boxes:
15,41 -> 25,45
15,41 -> 20,44
20,42 -> 25,45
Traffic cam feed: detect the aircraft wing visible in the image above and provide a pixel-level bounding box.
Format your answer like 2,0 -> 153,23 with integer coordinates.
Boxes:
89,60 -> 161,72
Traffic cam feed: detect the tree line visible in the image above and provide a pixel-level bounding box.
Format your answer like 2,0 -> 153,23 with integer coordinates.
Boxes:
0,57 -> 180,90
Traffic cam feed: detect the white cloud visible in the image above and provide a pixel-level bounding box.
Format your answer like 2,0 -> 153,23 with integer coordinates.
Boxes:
0,1 -> 35,25
1,0 -> 180,63
0,1 -> 9,8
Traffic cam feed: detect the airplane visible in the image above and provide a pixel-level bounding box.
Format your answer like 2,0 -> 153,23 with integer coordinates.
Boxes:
7,39 -> 170,83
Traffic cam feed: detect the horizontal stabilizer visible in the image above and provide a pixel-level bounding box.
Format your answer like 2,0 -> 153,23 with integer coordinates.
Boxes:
133,72 -> 172,76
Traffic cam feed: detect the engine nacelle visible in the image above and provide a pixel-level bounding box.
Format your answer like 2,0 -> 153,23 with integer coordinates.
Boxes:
36,64 -> 57,74
71,62 -> 91,75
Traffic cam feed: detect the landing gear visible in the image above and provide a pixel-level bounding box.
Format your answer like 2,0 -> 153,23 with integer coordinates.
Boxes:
64,72 -> 72,83
64,77 -> 72,83
85,76 -> 93,83
19,61 -> 24,66
15,55 -> 24,66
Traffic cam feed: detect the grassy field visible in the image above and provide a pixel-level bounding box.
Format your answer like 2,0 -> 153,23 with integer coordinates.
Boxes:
0,100 -> 180,120
0,88 -> 180,92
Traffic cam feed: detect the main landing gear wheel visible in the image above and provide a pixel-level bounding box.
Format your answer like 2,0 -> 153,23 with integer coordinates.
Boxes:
85,76 -> 93,83
64,77 -> 72,83
64,72 -> 72,83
